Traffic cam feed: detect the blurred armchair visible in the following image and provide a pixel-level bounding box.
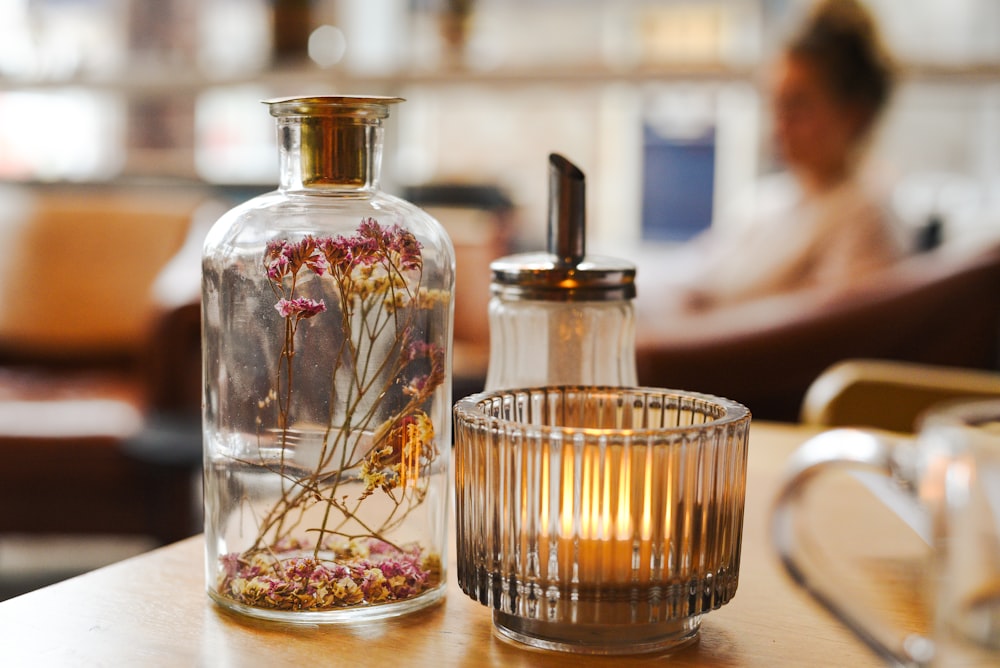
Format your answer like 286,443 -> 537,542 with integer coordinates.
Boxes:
0,185 -> 207,547
635,242 -> 1000,422
800,358 -> 1000,433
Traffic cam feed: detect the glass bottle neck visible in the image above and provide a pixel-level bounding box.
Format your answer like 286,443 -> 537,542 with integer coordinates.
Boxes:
277,116 -> 384,193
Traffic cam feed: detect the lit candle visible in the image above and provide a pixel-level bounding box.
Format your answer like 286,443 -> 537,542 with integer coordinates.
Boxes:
553,442 -> 647,588
454,386 -> 752,655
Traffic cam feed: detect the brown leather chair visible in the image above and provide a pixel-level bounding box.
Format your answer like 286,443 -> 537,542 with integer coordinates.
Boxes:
0,187 -> 206,547
635,243 -> 1000,422
0,294 -> 202,600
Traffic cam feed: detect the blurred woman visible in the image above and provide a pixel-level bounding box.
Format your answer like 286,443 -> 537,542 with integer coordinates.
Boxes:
668,0 -> 908,310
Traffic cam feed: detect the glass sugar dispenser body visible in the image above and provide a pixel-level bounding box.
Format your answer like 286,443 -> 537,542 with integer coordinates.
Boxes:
201,96 -> 455,623
485,153 -> 637,391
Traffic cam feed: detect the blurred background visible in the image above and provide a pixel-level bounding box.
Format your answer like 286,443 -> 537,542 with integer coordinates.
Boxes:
1,0 -> 998,247
1,0 -> 1000,599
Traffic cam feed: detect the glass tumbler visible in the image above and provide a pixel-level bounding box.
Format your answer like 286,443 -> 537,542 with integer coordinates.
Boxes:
453,386 -> 751,654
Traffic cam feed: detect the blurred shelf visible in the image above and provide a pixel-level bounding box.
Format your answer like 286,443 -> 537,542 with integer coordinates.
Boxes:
0,62 -> 755,96
5,59 -> 1000,98
901,61 -> 1000,83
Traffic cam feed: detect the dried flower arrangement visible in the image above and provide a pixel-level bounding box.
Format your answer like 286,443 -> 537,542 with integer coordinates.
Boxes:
214,219 -> 448,612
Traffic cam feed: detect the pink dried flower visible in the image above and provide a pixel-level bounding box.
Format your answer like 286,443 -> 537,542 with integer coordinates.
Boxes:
218,538 -> 436,610
355,218 -> 422,270
331,577 -> 364,605
360,567 -> 392,603
304,252 -> 327,276
275,297 -> 326,319
219,553 -> 243,579
284,236 -> 317,274
367,540 -> 395,556
358,217 -> 388,245
264,240 -> 292,280
264,238 -> 328,280
350,236 -> 380,267
392,225 -> 423,271
318,235 -> 352,271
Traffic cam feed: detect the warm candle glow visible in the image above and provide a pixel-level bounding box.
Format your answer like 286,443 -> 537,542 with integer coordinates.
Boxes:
454,386 -> 752,655
642,446 -> 653,540
561,448 -> 574,538
615,451 -> 631,541
580,452 -> 593,538
547,443 -> 660,584
601,453 -> 612,542
540,448 -> 550,536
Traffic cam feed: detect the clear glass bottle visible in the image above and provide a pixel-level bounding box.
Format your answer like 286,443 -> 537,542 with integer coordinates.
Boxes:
201,96 -> 454,622
485,154 -> 637,391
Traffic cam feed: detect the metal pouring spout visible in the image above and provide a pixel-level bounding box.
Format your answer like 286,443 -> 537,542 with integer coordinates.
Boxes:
547,153 -> 586,267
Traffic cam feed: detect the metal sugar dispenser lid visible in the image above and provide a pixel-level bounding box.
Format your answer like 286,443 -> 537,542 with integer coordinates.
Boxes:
490,154 -> 636,302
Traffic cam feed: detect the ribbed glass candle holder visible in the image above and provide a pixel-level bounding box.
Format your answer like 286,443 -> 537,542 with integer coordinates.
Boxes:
453,386 -> 751,655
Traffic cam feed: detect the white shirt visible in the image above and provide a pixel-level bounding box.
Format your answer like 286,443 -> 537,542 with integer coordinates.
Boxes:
683,172 -> 909,306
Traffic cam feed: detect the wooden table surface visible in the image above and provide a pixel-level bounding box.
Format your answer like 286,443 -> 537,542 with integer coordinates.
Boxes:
0,422 -> 907,667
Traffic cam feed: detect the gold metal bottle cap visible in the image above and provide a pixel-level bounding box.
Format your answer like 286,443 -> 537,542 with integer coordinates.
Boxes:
264,95 -> 404,189
264,95 -> 404,116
